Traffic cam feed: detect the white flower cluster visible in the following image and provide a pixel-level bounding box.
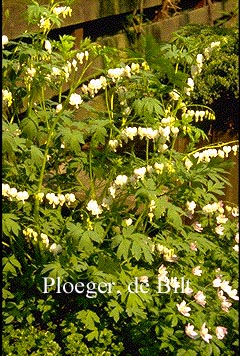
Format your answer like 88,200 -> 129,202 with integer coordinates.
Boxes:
2,183 -> 29,203
225,205 -> 239,217
52,6 -> 72,18
182,109 -> 215,122
185,322 -> 227,343
169,89 -> 180,101
184,77 -> 194,96
23,226 -> 64,257
194,290 -> 206,307
108,62 -> 140,82
204,41 -> 221,60
2,89 -> 13,107
114,175 -> 128,186
45,192 -> 76,208
185,144 -> 239,169
69,93 -> 83,109
109,124 -> 179,153
39,17 -> 51,32
2,35 -> 8,48
47,51 -> 89,84
191,41 -> 221,78
192,265 -> 203,276
81,76 -> 107,97
26,67 -> 36,80
148,199 -> 156,222
134,167 -> 147,180
38,6 -> 72,32
76,50 -> 89,64
80,62 -> 146,99
107,161 -> 172,202
86,199 -> 103,217
157,264 -> 168,282
202,201 -> 238,236
108,139 -> 120,152
49,243 -> 63,256
155,244 -> 178,262
45,40 -> 52,54
23,227 -> 63,255
202,201 -> 224,215
191,53 -> 204,78
213,276 -> 239,302
23,228 -> 50,247
186,200 -> 196,215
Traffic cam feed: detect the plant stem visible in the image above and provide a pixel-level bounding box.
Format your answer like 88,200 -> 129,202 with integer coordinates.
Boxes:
146,138 -> 149,166
89,146 -> 96,199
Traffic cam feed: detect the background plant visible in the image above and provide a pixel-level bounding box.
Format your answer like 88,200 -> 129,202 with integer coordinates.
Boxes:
2,1 -> 239,355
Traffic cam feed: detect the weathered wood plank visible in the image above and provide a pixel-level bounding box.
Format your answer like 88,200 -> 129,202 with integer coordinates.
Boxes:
2,0 -> 163,39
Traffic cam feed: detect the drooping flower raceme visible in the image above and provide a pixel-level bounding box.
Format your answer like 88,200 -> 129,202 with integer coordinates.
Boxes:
2,89 -> 13,107
2,183 -> 29,203
114,175 -> 128,187
49,243 -> 63,256
86,199 -> 103,217
185,77 -> 194,96
52,6 -> 72,18
69,93 -> 83,109
134,167 -> 146,180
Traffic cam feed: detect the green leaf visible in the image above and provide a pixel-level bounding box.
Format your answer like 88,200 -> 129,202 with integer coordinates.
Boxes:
9,255 -> 22,272
77,310 -> 100,331
154,196 -> 168,219
205,343 -> 213,356
133,97 -> 164,117
66,222 -> 84,242
58,127 -> 85,154
132,240 -> 142,260
167,206 -> 182,229
84,230 -> 102,243
171,314 -> 178,327
138,240 -> 153,264
21,115 -> 38,139
2,261 -> 17,276
4,315 -> 15,324
2,213 -> 21,238
108,300 -> 124,322
212,343 -> 220,356
2,288 -> 14,299
41,262 -> 68,279
117,239 -> 131,260
86,329 -> 98,341
31,145 -> 44,168
78,233 -> 94,253
177,349 -> 197,356
126,293 -> 146,318
97,254 -> 120,276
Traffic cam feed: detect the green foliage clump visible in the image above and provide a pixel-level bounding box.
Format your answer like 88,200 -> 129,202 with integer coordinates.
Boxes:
169,24 -> 239,105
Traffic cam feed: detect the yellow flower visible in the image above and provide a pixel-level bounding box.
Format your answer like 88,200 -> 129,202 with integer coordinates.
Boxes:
2,89 -> 13,107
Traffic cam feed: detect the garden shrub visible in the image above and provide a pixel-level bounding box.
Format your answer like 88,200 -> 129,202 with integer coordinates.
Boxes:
2,1 -> 239,355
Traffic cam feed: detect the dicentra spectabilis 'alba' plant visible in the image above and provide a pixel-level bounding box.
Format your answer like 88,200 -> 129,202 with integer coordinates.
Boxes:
2,2 -> 238,355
